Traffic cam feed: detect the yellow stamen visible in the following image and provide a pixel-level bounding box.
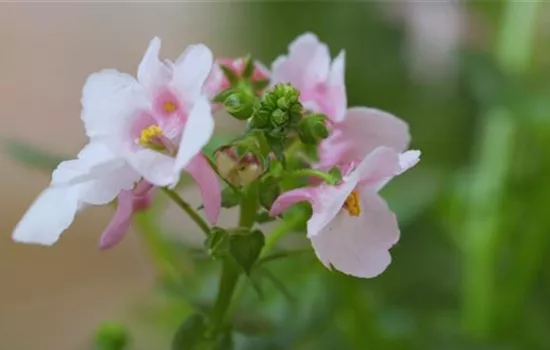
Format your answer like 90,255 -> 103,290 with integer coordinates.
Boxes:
139,125 -> 164,146
343,190 -> 361,217
163,101 -> 177,113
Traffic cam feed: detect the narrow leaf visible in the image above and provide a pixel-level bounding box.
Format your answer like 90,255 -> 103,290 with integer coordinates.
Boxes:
4,139 -> 65,172
171,314 -> 207,350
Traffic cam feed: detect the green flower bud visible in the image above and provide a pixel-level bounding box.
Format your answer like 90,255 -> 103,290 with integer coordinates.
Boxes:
224,91 -> 255,120
297,114 -> 329,145
271,109 -> 288,126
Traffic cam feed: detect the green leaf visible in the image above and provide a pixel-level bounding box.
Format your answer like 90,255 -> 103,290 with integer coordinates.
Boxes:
221,186 -> 242,208
4,139 -> 66,172
220,64 -> 239,86
242,54 -> 255,79
171,314 -> 207,350
229,229 -> 265,275
231,310 -> 275,336
205,227 -> 230,260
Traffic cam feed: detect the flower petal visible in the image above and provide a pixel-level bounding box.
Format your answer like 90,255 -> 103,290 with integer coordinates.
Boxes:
173,95 -> 214,179
355,147 -> 421,192
81,69 -> 149,144
137,37 -> 172,93
12,187 -> 80,245
127,149 -> 176,187
185,154 -> 221,224
307,176 -> 358,238
172,44 -> 214,105
310,192 -> 399,278
324,107 -> 410,167
325,50 -> 347,122
98,190 -> 134,250
269,187 -> 319,218
78,163 -> 140,206
271,32 -> 330,88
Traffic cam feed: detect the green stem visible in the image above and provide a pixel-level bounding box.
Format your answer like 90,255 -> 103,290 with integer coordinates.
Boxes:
161,188 -> 211,237
238,182 -> 259,229
210,257 -> 241,334
285,168 -> 335,185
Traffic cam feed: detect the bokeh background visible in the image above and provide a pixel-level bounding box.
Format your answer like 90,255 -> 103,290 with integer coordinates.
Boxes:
2,1 -> 550,349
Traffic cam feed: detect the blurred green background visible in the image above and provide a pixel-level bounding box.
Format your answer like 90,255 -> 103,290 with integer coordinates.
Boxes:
3,1 -> 550,350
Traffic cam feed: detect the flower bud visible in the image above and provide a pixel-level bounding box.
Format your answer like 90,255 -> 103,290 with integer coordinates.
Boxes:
224,91 -> 255,120
215,146 -> 264,187
297,114 -> 329,145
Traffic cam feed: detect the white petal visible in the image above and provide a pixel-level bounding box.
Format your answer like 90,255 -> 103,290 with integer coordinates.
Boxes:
128,149 -> 176,187
307,174 -> 359,238
137,37 -> 173,93
172,44 -> 214,105
78,163 -> 141,205
310,192 -> 399,278
51,142 -> 124,186
173,96 -> 214,177
12,187 -> 80,245
81,69 -> 149,144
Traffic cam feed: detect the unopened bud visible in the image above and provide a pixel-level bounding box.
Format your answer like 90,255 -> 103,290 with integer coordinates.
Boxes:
224,91 -> 255,120
297,114 -> 329,145
215,146 -> 264,187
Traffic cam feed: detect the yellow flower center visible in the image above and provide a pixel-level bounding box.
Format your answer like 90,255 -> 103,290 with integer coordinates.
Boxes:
163,101 -> 177,113
138,125 -> 164,146
343,190 -> 361,217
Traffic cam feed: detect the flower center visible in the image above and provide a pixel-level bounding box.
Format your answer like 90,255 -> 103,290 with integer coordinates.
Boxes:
163,101 -> 177,113
343,190 -> 361,217
137,125 -> 177,155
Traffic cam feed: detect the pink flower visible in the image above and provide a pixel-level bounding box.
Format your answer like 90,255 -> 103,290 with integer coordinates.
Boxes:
271,33 -> 347,122
270,147 -> 421,278
13,37 -> 222,247
205,57 -> 270,98
81,37 -> 221,222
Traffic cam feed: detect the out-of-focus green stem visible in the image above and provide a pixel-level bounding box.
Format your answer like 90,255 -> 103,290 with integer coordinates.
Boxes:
461,109 -> 515,335
461,0 -> 538,336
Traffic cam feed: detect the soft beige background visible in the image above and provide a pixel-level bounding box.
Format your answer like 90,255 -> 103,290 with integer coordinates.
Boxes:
0,3 -> 240,349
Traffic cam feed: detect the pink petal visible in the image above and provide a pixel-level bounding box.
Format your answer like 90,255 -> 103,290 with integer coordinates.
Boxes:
99,190 -> 134,250
269,187 -> 319,217
326,50 -> 347,122
307,176 -> 358,238
325,107 -> 410,168
137,37 -> 172,94
185,154 -> 221,224
310,191 -> 399,278
355,146 -> 401,189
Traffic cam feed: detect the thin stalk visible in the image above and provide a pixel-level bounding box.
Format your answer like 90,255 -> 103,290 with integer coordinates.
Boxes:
162,187 -> 210,237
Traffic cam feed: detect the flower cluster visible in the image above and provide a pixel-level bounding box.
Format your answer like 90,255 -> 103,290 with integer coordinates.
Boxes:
13,33 -> 420,279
